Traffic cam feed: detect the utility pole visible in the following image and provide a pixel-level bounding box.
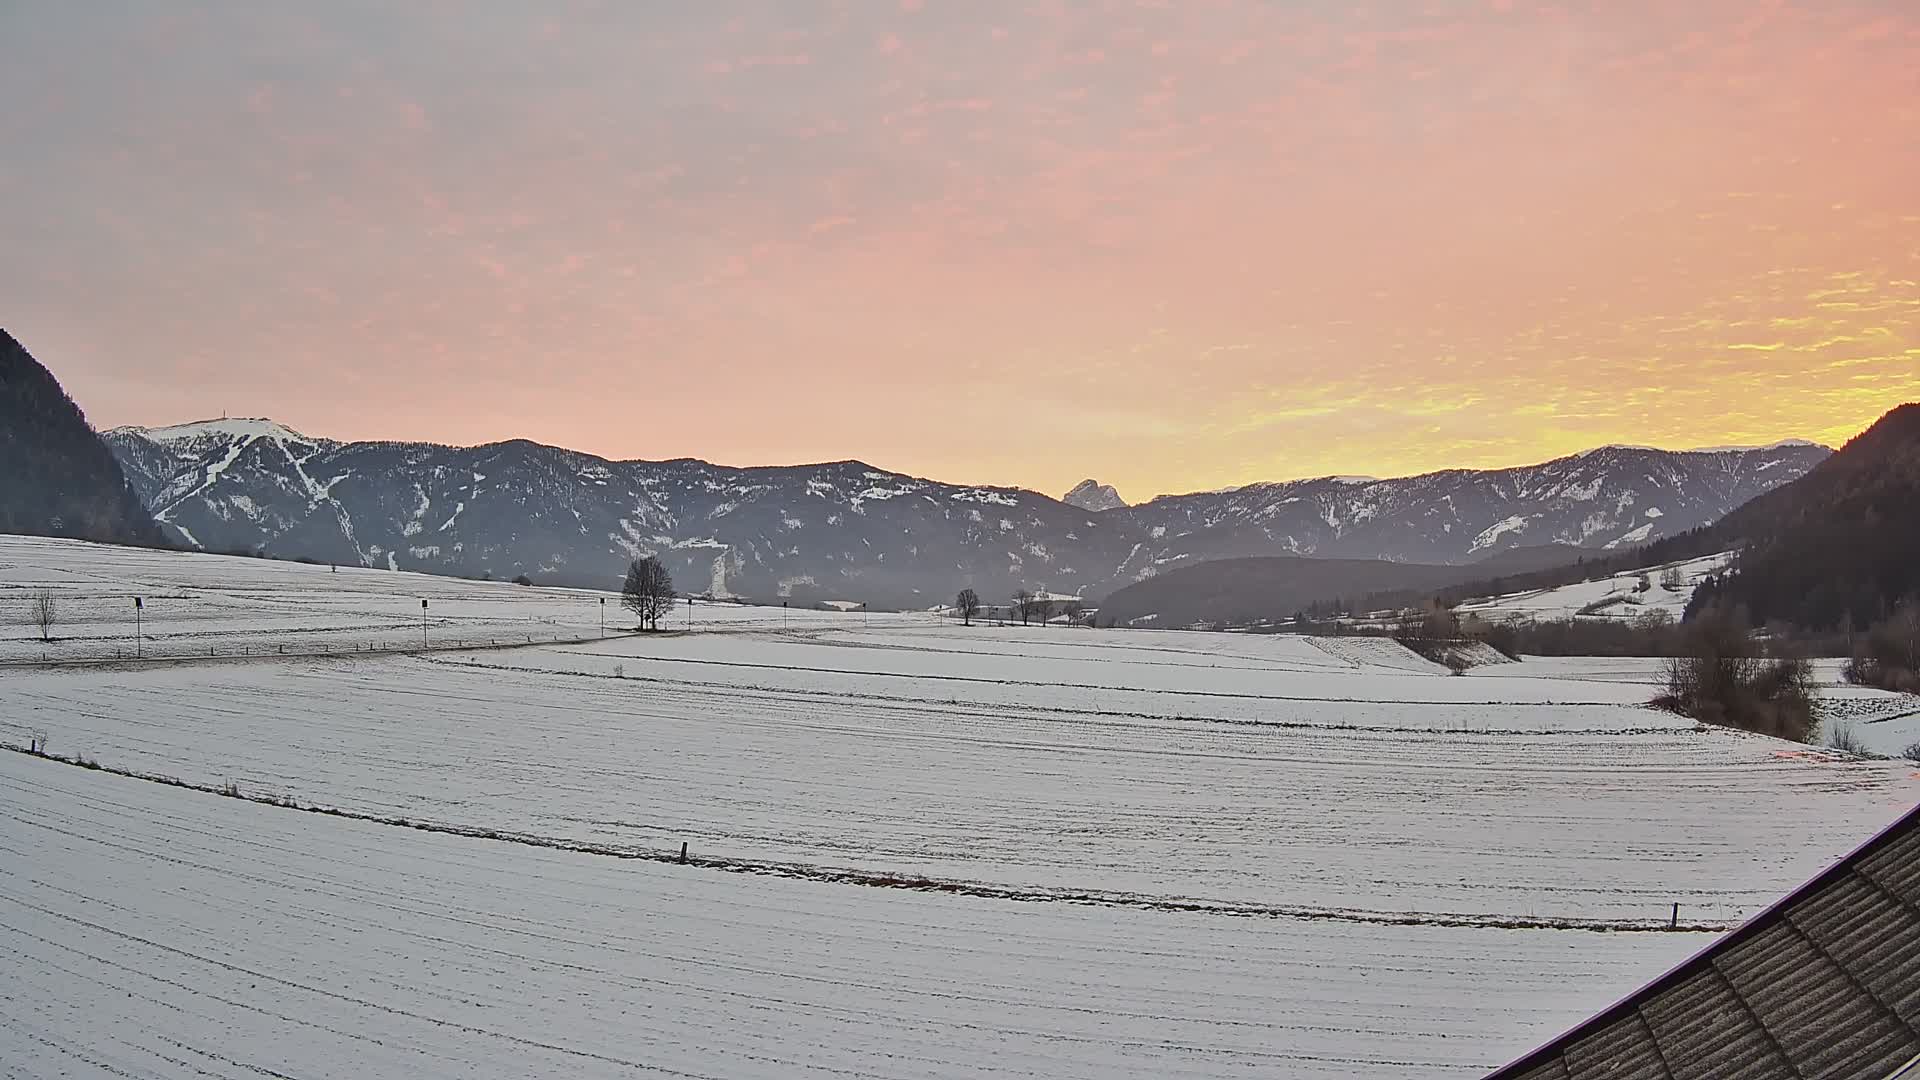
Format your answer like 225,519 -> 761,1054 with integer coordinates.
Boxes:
599,596 -> 606,638
421,598 -> 429,648
133,596 -> 143,658
783,599 -> 789,631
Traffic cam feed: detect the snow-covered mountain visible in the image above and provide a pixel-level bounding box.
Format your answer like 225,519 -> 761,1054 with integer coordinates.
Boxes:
1062,479 -> 1126,512
1117,443 -> 1832,569
103,419 -> 1829,607
104,420 -> 1132,607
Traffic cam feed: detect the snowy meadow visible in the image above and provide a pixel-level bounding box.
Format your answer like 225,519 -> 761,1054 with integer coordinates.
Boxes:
4,536 -> 1918,1078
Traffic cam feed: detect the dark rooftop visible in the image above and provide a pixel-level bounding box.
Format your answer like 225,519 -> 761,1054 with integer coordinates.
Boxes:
1485,801 -> 1920,1080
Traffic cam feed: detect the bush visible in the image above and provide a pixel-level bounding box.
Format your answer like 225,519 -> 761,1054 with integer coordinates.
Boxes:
1843,603 -> 1920,694
1842,654 -> 1920,693
512,574 -> 534,587
1903,742 -> 1920,763
1825,723 -> 1866,755
1654,608 -> 1817,742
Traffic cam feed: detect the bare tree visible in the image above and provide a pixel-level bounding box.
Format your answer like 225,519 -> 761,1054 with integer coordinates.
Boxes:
1012,588 -> 1034,627
1659,566 -> 1686,592
956,588 -> 981,626
621,557 -> 676,631
30,590 -> 55,643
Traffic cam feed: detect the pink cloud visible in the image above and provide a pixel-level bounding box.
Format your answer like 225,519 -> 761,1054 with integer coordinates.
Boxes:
14,0 -> 1919,498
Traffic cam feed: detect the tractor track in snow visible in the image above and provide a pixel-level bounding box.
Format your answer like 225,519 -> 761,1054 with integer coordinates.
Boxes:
1,745 -> 1731,935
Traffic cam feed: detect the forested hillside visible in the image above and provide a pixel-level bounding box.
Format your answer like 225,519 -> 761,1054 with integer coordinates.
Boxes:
1690,404 -> 1919,631
0,331 -> 166,547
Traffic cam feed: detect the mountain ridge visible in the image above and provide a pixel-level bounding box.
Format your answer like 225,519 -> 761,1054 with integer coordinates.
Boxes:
101,415 -> 1831,607
1062,479 -> 1126,512
108,417 -> 1827,495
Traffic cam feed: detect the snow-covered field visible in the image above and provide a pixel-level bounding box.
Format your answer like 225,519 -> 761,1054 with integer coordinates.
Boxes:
4,536 -> 1918,1078
0,753 -> 1708,1079
0,534 -> 913,662
1482,655 -> 1920,758
1456,552 -> 1734,624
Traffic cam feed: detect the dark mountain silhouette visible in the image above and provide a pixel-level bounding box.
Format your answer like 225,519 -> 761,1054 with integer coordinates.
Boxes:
1093,542 -> 1598,628
0,330 -> 166,547
1688,404 -> 1920,630
1095,556 -> 1466,627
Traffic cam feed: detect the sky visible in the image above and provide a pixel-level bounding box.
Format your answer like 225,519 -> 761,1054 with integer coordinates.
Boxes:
3,2 -> 1917,500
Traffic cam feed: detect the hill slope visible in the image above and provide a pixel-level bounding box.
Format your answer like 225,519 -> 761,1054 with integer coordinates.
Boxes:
1689,404 -> 1920,630
1097,556 -> 1479,627
0,331 -> 165,547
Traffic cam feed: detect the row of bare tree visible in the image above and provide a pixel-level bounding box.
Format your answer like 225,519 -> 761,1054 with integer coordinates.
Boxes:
953,588 -> 1086,627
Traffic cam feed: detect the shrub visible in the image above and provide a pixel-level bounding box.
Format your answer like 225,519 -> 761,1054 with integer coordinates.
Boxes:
1654,608 -> 1817,742
1904,741 -> 1920,763
512,574 -> 534,586
1843,604 -> 1920,694
1825,723 -> 1866,755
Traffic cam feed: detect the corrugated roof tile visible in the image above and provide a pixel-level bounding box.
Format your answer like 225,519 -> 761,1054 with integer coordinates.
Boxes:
1483,803 -> 1920,1080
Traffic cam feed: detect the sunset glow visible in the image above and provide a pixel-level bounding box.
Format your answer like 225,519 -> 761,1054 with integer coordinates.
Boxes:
5,1 -> 1916,498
